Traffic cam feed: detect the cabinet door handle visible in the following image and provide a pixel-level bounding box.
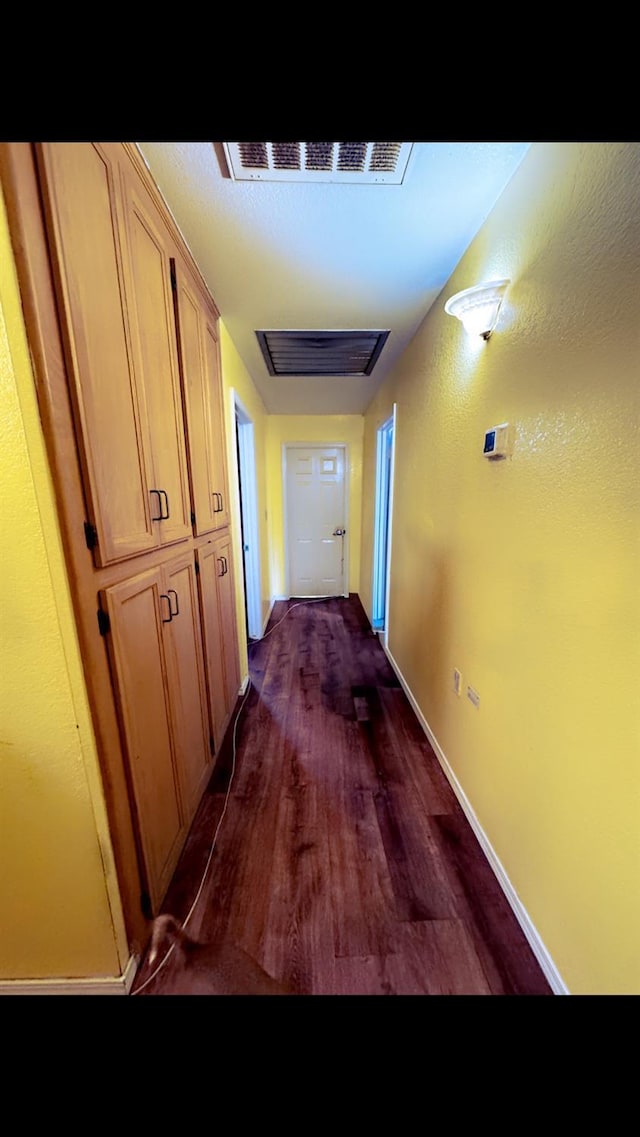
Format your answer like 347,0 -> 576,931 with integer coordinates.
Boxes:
167,588 -> 179,617
150,489 -> 163,521
160,489 -> 170,519
222,556 -> 228,575
213,491 -> 223,513
160,593 -> 173,623
217,557 -> 225,577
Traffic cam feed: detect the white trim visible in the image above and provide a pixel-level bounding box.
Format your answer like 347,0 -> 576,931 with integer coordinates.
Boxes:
372,426 -> 386,626
231,391 -> 262,641
282,442 -> 350,599
383,405 -> 397,650
381,640 -> 569,996
372,406 -> 396,640
0,954 -> 139,996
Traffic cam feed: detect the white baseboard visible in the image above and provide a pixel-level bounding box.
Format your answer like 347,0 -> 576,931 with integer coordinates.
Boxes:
0,953 -> 139,996
382,641 -> 569,996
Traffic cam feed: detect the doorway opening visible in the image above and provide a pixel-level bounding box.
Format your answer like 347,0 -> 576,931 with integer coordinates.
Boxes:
233,392 -> 262,641
372,407 -> 396,634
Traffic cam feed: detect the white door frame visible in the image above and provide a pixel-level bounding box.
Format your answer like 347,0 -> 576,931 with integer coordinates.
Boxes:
283,442 -> 349,599
372,405 -> 396,642
231,391 -> 262,640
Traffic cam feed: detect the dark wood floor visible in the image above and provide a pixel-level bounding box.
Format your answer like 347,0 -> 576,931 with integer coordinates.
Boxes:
132,594 -> 553,996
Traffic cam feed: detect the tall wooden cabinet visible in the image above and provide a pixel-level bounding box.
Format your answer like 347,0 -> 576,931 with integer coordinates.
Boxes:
174,260 -> 231,535
100,563 -> 189,912
26,142 -> 242,924
197,532 -> 242,750
36,142 -> 193,565
100,549 -> 213,912
118,163 -> 192,548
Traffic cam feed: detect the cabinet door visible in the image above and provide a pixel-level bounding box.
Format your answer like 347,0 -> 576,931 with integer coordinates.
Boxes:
203,314 -> 231,530
197,534 -> 241,751
174,263 -> 230,535
101,569 -> 186,913
162,550 -> 213,821
119,166 -> 192,548
215,530 -> 241,714
36,142 -> 157,565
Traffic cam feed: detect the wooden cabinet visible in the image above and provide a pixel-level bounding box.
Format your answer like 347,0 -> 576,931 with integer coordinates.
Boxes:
162,550 -> 214,820
36,142 -> 191,566
197,532 -> 241,752
20,141 -> 244,926
101,550 -> 214,911
100,566 -> 187,913
118,164 -> 192,548
174,261 -> 230,534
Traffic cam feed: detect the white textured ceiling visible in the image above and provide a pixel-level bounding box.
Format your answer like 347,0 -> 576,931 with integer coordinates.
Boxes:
137,141 -> 531,415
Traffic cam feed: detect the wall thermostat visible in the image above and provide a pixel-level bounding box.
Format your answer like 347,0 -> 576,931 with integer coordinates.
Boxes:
483,422 -> 512,460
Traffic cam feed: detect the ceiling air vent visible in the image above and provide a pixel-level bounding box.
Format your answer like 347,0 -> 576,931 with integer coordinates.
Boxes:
223,142 -> 414,184
256,330 -> 390,377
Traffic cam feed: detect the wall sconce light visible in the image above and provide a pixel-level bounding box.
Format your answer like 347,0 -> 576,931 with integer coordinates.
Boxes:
444,279 -> 510,340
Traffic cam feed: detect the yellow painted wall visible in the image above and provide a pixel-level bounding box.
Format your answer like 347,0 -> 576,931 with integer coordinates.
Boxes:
361,142 -> 640,995
219,323 -> 270,667
266,415 -> 364,599
0,187 -> 127,981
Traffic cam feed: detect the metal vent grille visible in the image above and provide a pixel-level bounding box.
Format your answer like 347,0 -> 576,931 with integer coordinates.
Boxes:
256,330 -> 390,377
223,143 -> 413,184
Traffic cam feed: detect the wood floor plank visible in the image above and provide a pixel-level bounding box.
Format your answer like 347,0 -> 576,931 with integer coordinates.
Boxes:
328,781 -> 397,960
386,919 -> 494,995
372,783 -> 460,923
429,811 -> 552,995
261,780 -> 334,995
331,920 -> 493,996
331,953 -> 403,996
376,685 -> 459,815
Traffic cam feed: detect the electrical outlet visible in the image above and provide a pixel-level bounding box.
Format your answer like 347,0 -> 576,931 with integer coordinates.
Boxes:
467,685 -> 480,708
453,668 -> 462,696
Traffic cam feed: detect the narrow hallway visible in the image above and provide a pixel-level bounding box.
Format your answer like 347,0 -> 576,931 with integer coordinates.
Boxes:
132,595 -> 552,996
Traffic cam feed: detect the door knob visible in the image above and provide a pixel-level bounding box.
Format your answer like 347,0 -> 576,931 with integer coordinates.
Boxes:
333,527 -> 346,536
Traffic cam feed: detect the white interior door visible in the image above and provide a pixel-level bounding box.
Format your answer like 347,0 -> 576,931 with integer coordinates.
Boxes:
285,444 -> 348,598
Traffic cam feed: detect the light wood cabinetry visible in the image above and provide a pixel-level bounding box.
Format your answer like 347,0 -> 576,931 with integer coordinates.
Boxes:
35,142 -> 157,564
118,163 -> 192,548
36,142 -> 191,566
101,549 -> 214,912
174,260 -> 230,534
100,565 -> 187,913
197,532 -> 241,751
162,550 -> 215,820
18,142 -> 245,927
